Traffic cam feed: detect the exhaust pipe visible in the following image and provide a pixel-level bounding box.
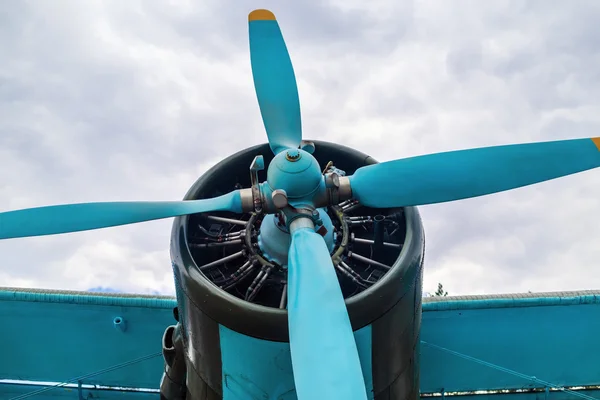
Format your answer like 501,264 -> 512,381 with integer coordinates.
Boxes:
160,323 -> 187,400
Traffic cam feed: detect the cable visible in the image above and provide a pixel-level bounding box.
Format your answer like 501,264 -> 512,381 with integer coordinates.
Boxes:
9,351 -> 161,400
421,341 -> 597,400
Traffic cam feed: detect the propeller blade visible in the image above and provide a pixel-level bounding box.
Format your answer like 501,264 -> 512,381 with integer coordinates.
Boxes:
349,137 -> 600,208
0,190 -> 243,240
248,9 -> 302,154
287,222 -> 367,400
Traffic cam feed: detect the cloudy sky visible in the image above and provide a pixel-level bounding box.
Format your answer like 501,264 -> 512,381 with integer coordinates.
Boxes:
1,0 -> 599,297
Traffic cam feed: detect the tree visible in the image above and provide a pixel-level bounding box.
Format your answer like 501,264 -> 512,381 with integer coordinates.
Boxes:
434,283 -> 448,297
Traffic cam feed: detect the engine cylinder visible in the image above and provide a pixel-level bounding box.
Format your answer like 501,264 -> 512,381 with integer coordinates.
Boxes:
170,140 -> 425,399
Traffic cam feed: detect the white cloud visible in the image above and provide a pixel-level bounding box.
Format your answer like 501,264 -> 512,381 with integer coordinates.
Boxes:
1,1 -> 599,296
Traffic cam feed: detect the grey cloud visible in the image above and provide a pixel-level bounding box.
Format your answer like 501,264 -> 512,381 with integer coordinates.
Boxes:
446,43 -> 484,81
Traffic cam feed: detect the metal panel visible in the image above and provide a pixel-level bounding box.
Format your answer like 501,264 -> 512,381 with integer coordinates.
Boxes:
420,291 -> 600,393
219,324 -> 373,400
0,288 -> 176,389
2,287 -> 600,397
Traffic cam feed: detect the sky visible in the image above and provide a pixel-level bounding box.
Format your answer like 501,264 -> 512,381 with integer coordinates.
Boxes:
1,0 -> 600,297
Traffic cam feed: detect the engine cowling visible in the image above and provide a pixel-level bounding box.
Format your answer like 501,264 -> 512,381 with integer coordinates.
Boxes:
168,140 -> 425,400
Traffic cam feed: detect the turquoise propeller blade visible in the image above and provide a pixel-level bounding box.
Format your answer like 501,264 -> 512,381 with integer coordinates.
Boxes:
249,9 -> 302,155
349,137 -> 600,208
287,224 -> 367,400
0,190 -> 243,240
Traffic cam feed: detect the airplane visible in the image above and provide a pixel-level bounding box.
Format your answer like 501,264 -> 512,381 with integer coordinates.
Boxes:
1,8 -> 600,400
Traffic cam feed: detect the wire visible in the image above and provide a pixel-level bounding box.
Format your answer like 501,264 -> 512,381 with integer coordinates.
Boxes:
9,351 -> 162,400
421,341 -> 597,400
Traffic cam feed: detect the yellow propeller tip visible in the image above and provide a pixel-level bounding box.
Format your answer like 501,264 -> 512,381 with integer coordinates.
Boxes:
249,9 -> 276,21
592,137 -> 600,150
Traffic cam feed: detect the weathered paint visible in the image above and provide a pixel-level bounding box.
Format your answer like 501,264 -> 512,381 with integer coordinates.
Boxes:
2,288 -> 600,398
0,288 -> 173,389
420,292 -> 600,393
219,324 -> 373,400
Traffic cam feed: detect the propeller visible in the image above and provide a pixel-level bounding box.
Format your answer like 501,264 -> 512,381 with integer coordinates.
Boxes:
287,221 -> 368,400
249,10 -> 367,397
0,191 -> 243,240
349,137 -> 600,208
249,9 -> 302,155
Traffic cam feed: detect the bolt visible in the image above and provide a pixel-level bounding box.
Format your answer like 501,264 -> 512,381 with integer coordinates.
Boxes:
325,172 -> 340,188
272,189 -> 288,209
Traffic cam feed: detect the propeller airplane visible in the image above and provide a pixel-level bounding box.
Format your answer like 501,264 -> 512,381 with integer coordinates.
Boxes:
1,8 -> 599,400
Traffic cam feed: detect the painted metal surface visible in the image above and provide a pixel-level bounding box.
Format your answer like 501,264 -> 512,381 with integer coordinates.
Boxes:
0,191 -> 243,240
265,149 -> 322,200
348,137 -> 600,208
2,288 -> 600,398
0,288 -> 173,389
248,9 -> 302,155
286,226 -> 367,400
219,324 -> 373,400
420,292 -> 600,393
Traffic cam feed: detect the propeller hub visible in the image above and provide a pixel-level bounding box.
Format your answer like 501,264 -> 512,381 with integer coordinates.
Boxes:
285,149 -> 301,161
267,149 -> 322,199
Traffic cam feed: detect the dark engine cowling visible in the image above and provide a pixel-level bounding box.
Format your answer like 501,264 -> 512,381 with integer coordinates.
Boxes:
167,140 -> 425,400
